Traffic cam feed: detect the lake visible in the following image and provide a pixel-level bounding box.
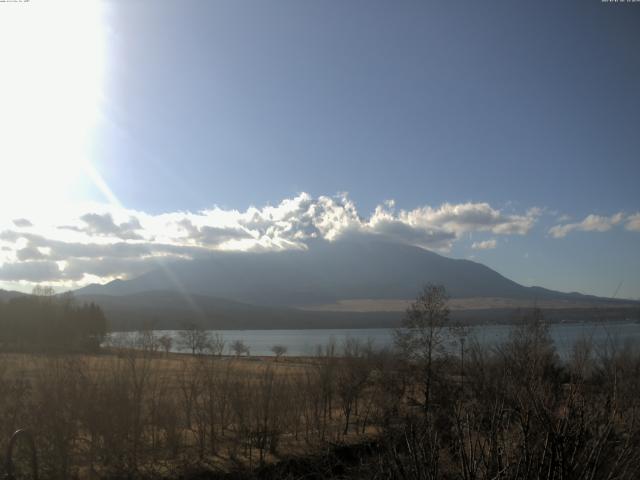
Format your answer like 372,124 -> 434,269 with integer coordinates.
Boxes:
111,321 -> 640,358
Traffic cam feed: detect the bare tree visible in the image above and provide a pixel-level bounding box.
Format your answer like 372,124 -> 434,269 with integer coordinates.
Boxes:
337,338 -> 370,435
178,323 -> 211,355
158,334 -> 173,355
207,332 -> 226,356
395,283 -> 450,412
32,285 -> 56,307
135,328 -> 159,354
32,285 -> 56,298
230,339 -> 250,357
271,344 -> 287,361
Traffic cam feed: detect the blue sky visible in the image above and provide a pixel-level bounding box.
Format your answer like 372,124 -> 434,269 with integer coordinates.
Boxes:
94,0 -> 640,213
0,0 -> 638,298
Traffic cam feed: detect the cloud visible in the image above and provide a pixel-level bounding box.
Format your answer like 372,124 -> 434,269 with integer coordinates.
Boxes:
177,219 -> 253,246
0,193 -> 544,288
626,213 -> 640,232
233,195 -> 531,251
12,218 -> 32,228
359,201 -> 538,250
396,203 -> 539,236
362,203 -> 456,249
16,245 -> 46,261
61,257 -> 176,281
0,261 -> 61,282
471,239 -> 497,250
238,192 -> 361,243
0,231 -> 207,261
363,217 -> 456,250
549,212 -> 625,238
60,213 -> 143,240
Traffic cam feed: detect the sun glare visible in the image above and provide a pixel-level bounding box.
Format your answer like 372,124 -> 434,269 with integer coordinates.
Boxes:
0,0 -> 105,217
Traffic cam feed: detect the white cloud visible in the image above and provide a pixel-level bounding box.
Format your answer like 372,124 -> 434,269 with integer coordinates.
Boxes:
626,213 -> 640,232
549,212 -> 625,238
471,239 -> 497,250
361,201 -> 538,250
396,202 -> 539,236
0,193 -> 543,289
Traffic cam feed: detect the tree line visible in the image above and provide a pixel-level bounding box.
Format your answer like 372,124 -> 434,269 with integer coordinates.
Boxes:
0,287 -> 107,352
109,323 -> 291,359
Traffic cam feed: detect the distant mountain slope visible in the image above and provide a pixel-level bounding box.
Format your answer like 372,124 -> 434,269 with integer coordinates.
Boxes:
75,290 -> 400,331
76,240 -> 621,306
0,289 -> 28,302
75,290 -> 640,332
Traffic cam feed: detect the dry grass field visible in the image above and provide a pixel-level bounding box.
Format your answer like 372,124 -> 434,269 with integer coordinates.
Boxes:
0,346 -> 388,479
1,306 -> 639,480
299,297 -> 640,312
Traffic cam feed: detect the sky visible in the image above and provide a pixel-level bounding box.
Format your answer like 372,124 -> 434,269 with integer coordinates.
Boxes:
0,0 -> 638,298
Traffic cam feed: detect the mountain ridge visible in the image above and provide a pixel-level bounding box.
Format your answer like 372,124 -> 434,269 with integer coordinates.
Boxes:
75,240 -> 628,305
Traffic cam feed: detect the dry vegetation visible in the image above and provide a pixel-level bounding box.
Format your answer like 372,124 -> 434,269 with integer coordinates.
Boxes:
299,297 -> 640,313
0,286 -> 639,480
0,342 -> 395,479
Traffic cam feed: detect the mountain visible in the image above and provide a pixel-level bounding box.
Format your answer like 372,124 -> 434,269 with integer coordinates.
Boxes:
76,240 -> 621,306
75,290 -> 400,331
75,289 -> 640,332
0,289 -> 28,302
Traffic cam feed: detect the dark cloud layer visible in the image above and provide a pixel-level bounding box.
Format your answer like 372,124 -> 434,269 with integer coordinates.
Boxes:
178,219 -> 252,245
0,261 -> 61,282
60,213 -> 143,240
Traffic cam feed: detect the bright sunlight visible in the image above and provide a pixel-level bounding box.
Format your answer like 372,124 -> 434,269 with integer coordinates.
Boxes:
0,0 -> 105,217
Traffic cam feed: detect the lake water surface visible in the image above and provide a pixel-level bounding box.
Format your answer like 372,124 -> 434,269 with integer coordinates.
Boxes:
112,321 -> 640,358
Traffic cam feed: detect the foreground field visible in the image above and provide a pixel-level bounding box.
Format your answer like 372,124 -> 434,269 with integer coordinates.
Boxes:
0,346 -> 389,479
1,310 -> 640,480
